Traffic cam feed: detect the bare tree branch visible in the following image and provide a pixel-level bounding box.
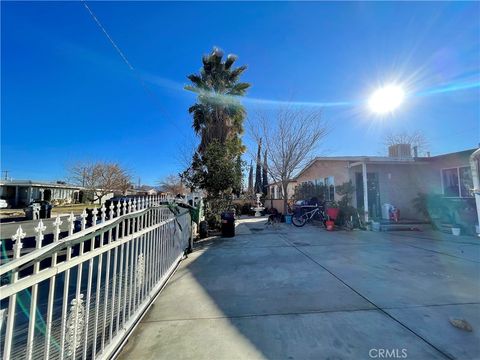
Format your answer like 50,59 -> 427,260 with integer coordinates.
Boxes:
383,130 -> 429,156
68,162 -> 132,203
250,106 -> 328,213
158,174 -> 187,195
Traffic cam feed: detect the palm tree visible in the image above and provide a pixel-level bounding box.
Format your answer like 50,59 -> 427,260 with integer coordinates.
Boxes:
185,47 -> 250,153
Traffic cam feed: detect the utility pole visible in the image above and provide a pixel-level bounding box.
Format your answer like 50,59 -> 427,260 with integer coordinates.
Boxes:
1,170 -> 9,180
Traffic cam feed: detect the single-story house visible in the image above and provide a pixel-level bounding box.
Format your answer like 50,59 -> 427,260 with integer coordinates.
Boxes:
126,187 -> 158,196
267,145 -> 479,232
0,180 -> 85,208
266,180 -> 297,211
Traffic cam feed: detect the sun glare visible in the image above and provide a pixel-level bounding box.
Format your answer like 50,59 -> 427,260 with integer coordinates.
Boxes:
368,85 -> 405,114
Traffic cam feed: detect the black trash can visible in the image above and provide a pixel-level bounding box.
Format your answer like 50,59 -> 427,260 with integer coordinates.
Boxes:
199,220 -> 208,239
40,203 -> 52,219
221,211 -> 235,237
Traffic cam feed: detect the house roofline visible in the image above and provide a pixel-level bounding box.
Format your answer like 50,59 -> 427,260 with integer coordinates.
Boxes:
293,148 -> 478,180
0,179 -> 84,189
294,156 -> 420,180
269,180 -> 297,187
420,148 -> 478,160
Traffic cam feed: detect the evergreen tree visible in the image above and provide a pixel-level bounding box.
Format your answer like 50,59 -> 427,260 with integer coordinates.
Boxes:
248,161 -> 254,194
254,139 -> 262,194
262,149 -> 268,195
233,155 -> 243,196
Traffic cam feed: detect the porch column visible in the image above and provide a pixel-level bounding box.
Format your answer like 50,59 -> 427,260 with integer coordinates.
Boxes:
14,186 -> 19,207
362,162 -> 369,222
470,148 -> 480,235
27,187 -> 32,204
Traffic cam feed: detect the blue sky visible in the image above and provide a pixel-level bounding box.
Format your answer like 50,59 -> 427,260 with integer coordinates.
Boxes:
2,1 -> 479,185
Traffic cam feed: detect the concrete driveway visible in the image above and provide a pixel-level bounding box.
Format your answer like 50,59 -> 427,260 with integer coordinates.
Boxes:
119,218 -> 480,360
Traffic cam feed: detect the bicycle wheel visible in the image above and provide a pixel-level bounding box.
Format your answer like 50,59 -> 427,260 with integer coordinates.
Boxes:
344,219 -> 354,231
292,214 -> 307,227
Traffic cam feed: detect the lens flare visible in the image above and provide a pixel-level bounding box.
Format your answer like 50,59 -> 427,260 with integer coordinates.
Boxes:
368,85 -> 405,114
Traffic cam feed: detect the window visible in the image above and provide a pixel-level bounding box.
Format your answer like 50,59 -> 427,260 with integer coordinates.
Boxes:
324,176 -> 335,201
442,167 -> 473,198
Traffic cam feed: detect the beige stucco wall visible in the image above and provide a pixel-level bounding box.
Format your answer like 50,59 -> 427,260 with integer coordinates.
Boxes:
267,182 -> 296,200
295,160 -> 351,202
426,151 -> 474,196
281,150 -> 477,220
264,199 -> 287,213
349,163 -> 438,219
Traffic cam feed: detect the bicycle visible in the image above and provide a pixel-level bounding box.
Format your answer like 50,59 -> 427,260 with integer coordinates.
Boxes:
292,205 -> 327,227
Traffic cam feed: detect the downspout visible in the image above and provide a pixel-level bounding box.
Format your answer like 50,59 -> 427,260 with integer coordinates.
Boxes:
470,148 -> 480,236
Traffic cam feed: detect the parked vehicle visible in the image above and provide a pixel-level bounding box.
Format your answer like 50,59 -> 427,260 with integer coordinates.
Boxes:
0,199 -> 8,208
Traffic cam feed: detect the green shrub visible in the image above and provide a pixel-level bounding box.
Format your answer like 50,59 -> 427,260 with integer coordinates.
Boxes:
412,193 -> 451,224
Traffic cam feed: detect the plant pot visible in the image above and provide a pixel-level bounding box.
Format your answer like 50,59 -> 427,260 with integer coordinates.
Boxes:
325,220 -> 335,231
451,227 -> 461,236
326,208 -> 340,221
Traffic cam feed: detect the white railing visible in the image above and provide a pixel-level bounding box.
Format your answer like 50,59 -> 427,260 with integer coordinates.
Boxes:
0,195 -> 193,359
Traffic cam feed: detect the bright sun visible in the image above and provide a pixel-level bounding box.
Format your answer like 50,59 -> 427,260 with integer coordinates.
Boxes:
368,85 -> 405,114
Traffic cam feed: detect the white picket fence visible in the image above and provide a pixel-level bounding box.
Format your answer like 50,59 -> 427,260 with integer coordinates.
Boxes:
0,195 -> 195,359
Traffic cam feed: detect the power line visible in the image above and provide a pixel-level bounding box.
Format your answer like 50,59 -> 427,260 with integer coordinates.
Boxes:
81,0 -> 183,132
82,1 -> 134,72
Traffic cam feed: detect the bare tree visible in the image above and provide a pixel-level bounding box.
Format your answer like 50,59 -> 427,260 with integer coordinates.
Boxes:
158,174 -> 186,196
251,107 -> 328,213
175,133 -> 199,170
69,162 -> 132,203
383,130 -> 429,156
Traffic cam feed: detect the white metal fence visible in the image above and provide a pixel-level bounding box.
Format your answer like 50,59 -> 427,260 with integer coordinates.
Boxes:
0,195 -> 193,359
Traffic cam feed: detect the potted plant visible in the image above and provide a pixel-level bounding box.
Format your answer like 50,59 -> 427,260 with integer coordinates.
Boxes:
325,217 -> 335,231
451,224 -> 461,236
326,201 -> 340,221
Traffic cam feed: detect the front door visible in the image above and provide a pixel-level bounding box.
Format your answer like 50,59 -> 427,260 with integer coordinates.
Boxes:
356,172 -> 381,218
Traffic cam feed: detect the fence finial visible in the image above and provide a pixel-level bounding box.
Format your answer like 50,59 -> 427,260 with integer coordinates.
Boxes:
109,202 -> 115,219
80,209 -> 88,230
100,204 -> 107,222
67,213 -> 75,236
12,225 -> 26,258
34,220 -> 47,248
92,207 -> 99,225
122,200 -> 127,216
53,216 -> 63,241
